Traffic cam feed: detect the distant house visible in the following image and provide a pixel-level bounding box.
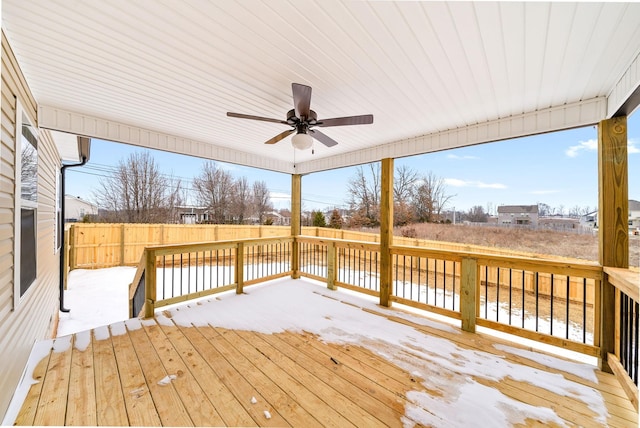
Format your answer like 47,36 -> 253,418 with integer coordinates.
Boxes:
176,206 -> 210,224
265,211 -> 290,226
64,195 -> 98,222
497,205 -> 539,227
539,216 -> 579,231
629,199 -> 640,230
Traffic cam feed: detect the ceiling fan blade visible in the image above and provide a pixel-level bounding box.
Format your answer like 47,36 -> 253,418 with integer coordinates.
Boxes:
318,114 -> 374,127
292,83 -> 312,119
227,112 -> 288,125
265,129 -> 295,145
309,129 -> 338,147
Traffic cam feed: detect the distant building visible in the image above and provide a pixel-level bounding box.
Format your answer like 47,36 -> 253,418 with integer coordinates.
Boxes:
539,217 -> 579,231
497,205 -> 538,227
176,206 -> 210,224
64,195 -> 98,222
629,199 -> 640,230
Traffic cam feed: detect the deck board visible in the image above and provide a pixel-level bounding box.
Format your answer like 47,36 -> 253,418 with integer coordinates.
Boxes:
66,330 -> 97,426
109,323 -> 160,427
33,336 -> 73,426
92,327 -> 128,426
125,319 -> 194,426
12,281 -> 639,427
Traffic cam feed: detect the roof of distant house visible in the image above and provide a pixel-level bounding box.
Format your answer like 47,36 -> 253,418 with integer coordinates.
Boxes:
497,205 -> 538,214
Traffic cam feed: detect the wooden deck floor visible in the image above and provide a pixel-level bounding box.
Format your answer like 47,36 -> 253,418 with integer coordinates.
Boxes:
12,281 -> 639,427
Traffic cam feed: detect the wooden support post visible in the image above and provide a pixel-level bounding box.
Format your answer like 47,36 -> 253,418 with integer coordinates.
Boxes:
144,249 -> 157,319
68,224 -> 77,270
327,241 -> 337,290
236,243 -> 244,294
598,116 -> 628,373
120,224 -> 126,266
291,174 -> 302,279
380,158 -> 394,307
460,257 -> 478,333
63,228 -> 70,290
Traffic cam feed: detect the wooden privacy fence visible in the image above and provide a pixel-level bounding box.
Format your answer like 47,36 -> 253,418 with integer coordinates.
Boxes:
68,223 -> 586,270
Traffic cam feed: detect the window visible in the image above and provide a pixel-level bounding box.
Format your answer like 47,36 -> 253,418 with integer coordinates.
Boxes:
55,170 -> 62,252
14,102 -> 38,308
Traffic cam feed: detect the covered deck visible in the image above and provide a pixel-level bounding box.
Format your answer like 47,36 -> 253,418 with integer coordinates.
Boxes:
12,279 -> 637,427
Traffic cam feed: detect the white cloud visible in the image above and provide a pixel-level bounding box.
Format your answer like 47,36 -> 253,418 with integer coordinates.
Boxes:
565,139 -> 597,157
444,178 -> 506,189
447,154 -> 479,160
566,138 -> 640,157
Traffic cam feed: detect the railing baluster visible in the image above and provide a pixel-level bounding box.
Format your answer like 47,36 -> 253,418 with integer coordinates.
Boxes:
583,278 -> 587,343
443,260 -> 447,309
508,268 -> 512,325
633,301 -> 638,384
496,267 -> 500,322
550,273 -> 554,335
535,272 -> 539,332
566,275 -> 570,340
522,270 -> 526,329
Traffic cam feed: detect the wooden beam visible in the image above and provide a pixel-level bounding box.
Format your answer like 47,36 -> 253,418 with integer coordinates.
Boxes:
144,249 -> 156,319
598,116 -> 628,373
236,243 -> 244,294
291,174 -> 301,279
460,257 -> 478,333
379,158 -> 393,307
327,241 -> 337,290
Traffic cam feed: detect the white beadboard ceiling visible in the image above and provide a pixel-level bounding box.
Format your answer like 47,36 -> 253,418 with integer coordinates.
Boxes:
3,1 -> 640,174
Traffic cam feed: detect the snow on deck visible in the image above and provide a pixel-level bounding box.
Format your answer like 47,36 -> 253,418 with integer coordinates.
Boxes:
6,273 -> 636,426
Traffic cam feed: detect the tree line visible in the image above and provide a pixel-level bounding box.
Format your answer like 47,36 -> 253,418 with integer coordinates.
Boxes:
345,163 -> 454,227
93,152 -> 273,224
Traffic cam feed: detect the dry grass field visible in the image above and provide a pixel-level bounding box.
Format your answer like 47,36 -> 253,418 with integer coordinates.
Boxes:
383,223 -> 640,268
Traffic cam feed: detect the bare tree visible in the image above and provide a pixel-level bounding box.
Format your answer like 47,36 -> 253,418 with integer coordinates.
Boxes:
412,172 -> 454,223
347,163 -> 380,226
252,180 -> 272,224
394,165 -> 419,202
467,205 -> 487,222
230,176 -> 251,224
193,161 -> 234,223
95,151 -> 181,223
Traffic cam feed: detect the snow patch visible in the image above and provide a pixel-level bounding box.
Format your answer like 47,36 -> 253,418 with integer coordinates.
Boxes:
93,325 -> 110,341
53,335 -> 72,353
1,339 -> 53,426
74,330 -> 91,351
494,343 -> 598,383
109,321 -> 127,337
157,374 -> 177,386
57,267 -> 135,336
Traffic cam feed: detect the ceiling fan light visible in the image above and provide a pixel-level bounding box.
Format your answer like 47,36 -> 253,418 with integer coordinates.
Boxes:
291,132 -> 313,150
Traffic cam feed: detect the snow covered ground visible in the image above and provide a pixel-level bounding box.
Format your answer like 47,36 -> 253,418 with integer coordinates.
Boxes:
57,267 -> 137,336
49,267 -> 609,427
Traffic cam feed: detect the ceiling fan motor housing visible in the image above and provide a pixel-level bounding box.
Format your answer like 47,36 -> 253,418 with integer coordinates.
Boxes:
287,109 -> 317,126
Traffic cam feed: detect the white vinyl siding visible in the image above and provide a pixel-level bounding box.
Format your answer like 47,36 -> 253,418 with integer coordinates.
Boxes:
0,32 -> 60,420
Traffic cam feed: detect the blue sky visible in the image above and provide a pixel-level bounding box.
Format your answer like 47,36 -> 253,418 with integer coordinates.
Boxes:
66,114 -> 639,214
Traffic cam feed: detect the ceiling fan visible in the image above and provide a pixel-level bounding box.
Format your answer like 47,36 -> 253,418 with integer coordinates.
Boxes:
227,83 -> 373,150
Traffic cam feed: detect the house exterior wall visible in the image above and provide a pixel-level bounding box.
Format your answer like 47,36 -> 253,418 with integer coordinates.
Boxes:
497,205 -> 539,227
65,195 -> 98,222
0,32 -> 61,420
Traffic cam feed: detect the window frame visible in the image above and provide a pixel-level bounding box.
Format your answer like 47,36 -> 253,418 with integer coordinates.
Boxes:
13,100 -> 39,309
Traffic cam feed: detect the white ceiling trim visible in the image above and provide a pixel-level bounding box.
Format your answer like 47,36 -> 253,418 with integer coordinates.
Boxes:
296,97 -> 607,175
38,105 -> 295,174
607,49 -> 640,117
40,97 -> 606,176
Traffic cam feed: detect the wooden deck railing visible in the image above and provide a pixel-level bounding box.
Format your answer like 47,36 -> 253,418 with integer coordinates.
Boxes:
127,234 -> 638,407
128,237 -> 293,318
604,266 -> 639,409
